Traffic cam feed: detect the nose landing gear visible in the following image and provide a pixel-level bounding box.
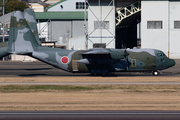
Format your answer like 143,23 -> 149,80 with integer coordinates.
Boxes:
152,71 -> 159,76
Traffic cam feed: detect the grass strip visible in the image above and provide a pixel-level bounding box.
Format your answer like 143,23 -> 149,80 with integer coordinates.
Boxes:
0,85 -> 179,93
0,85 -> 112,93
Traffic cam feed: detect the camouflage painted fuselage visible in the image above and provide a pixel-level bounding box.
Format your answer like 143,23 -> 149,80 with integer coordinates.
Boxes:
29,47 -> 175,74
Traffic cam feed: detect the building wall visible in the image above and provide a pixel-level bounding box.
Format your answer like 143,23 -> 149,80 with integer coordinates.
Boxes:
88,6 -> 115,49
37,22 -> 49,41
141,0 -> 180,58
50,21 -> 71,44
69,35 -> 86,50
141,1 -> 169,56
72,20 -> 87,37
169,2 -> 180,58
30,3 -> 45,12
11,55 -> 37,61
48,20 -> 86,46
37,20 -> 86,49
0,12 -> 11,24
48,0 -> 87,12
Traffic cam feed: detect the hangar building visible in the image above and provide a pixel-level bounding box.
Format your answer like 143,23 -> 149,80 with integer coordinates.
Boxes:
1,0 -> 180,59
36,0 -> 140,50
141,0 -> 180,59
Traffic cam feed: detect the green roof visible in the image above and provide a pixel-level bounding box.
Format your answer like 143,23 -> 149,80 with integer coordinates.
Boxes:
46,0 -> 67,11
35,12 -> 88,20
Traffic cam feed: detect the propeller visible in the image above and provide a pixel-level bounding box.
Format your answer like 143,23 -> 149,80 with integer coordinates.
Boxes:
121,40 -> 129,70
124,46 -> 129,71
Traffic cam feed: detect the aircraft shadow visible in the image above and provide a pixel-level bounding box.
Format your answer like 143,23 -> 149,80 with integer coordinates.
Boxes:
0,68 -> 52,71
24,68 -> 53,71
19,74 -> 47,77
18,72 -> 178,77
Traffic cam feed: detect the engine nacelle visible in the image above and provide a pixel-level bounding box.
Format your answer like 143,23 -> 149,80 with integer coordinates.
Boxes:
110,50 -> 125,60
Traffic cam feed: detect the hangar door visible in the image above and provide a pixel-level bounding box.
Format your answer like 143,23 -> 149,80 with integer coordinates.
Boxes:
116,1 -> 141,49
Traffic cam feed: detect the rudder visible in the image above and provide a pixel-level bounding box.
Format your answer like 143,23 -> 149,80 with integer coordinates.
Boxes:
23,8 -> 40,45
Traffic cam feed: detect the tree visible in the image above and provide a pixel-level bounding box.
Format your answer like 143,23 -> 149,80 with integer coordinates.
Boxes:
4,0 -> 29,14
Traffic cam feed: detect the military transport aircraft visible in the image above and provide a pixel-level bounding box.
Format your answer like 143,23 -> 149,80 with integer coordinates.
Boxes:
2,9 -> 176,76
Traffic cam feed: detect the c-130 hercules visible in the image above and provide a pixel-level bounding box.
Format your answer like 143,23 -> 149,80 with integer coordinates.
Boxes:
4,9 -> 175,76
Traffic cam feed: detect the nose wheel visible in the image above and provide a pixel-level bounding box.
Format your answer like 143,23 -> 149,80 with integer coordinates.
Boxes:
152,71 -> 159,76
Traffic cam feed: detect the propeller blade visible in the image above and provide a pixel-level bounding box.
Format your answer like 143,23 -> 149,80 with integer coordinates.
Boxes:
124,49 -> 129,57
124,49 -> 129,70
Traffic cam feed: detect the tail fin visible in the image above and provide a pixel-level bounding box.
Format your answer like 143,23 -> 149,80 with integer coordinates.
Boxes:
8,11 -> 40,54
23,8 -> 40,45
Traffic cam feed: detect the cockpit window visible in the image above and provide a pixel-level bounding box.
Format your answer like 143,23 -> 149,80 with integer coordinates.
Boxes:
157,51 -> 163,56
162,53 -> 166,56
157,51 -> 166,56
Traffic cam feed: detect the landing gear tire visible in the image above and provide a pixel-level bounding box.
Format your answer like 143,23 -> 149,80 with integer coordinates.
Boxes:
153,71 -> 159,76
90,70 -> 109,76
102,72 -> 109,76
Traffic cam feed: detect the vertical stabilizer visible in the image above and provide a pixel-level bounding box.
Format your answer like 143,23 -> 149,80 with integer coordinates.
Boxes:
23,8 -> 40,45
8,11 -> 39,54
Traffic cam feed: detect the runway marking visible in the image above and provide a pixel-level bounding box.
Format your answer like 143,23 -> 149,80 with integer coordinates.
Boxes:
1,113 -> 180,115
1,82 -> 180,85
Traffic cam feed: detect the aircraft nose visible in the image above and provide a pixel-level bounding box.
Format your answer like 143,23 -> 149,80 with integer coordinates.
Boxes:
166,59 -> 175,68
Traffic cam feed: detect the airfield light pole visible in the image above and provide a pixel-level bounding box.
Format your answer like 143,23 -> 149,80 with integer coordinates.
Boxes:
99,0 -> 102,43
168,1 -> 170,58
84,0 -> 88,50
2,0 -> 5,42
2,0 -> 5,61
66,28 -> 70,50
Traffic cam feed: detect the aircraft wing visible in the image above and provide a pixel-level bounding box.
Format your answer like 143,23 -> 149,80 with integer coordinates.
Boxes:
82,49 -> 109,55
77,49 -> 126,65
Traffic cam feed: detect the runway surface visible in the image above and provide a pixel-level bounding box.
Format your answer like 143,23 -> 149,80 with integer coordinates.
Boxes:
1,82 -> 180,85
0,59 -> 180,77
0,110 -> 180,120
0,61 -> 180,119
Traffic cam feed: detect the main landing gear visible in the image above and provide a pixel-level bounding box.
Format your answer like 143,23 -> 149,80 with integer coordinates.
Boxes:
152,71 -> 159,76
90,70 -> 109,76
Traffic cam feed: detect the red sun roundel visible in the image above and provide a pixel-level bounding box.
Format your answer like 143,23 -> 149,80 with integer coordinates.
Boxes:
61,56 -> 69,64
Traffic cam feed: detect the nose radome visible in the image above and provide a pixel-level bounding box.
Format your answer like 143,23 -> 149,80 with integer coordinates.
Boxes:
166,59 -> 175,68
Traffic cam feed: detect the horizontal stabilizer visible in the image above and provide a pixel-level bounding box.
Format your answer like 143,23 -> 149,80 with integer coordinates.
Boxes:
9,52 -> 32,55
0,47 -> 8,59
